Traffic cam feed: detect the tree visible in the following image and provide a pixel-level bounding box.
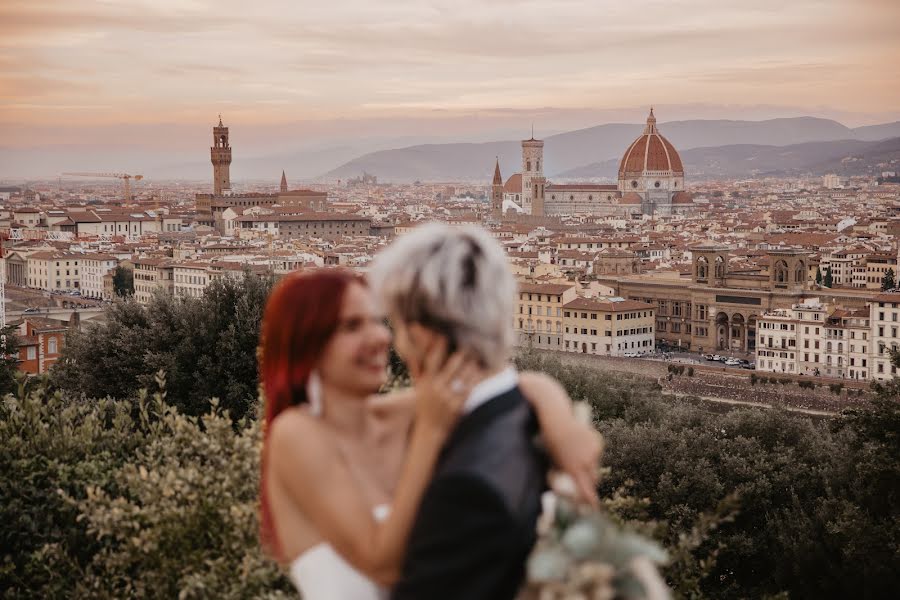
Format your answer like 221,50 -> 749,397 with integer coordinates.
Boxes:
823,265 -> 833,288
112,265 -> 134,297
815,266 -> 823,285
51,271 -> 275,420
0,324 -> 20,395
881,268 -> 896,291
515,351 -> 900,598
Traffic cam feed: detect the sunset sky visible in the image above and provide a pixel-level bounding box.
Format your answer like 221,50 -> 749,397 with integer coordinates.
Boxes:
1,0 -> 898,175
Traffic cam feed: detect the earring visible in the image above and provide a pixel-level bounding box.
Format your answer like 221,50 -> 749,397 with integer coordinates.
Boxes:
306,370 -> 323,417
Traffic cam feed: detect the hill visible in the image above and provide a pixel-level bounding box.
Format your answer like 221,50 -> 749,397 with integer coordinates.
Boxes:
557,137 -> 900,180
320,117 -> 894,182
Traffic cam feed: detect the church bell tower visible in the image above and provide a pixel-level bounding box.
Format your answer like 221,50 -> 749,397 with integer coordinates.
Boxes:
491,158 -> 504,220
211,115 -> 232,195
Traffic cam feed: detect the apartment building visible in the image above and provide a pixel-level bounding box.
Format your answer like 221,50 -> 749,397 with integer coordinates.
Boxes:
872,292 -> 900,381
563,297 -> 655,357
173,261 -> 211,298
80,253 -> 118,300
25,251 -> 82,292
758,297 -> 875,380
515,282 -> 578,350
133,258 -> 175,304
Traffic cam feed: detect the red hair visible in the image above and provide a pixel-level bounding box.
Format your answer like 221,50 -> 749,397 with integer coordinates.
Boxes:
258,268 -> 366,559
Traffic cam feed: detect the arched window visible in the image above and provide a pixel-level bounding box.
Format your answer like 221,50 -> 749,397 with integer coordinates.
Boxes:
715,256 -> 726,279
774,260 -> 788,283
697,256 -> 709,280
795,261 -> 806,282
527,161 -> 531,171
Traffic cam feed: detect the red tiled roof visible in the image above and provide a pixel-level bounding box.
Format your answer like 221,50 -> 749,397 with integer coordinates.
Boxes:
564,297 -> 654,312
503,173 -> 522,194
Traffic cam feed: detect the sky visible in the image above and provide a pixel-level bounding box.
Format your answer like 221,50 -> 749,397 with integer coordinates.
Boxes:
1,0 -> 899,176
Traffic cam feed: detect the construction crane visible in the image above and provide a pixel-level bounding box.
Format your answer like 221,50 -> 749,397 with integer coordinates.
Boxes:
62,172 -> 144,203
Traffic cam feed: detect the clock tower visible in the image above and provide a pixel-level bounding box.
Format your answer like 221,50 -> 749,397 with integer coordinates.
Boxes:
211,115 -> 232,196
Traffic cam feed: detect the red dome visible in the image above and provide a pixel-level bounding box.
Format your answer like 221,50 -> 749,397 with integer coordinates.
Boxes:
618,109 -> 683,177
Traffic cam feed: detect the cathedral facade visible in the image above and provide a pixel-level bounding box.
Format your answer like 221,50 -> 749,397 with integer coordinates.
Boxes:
494,109 -> 695,218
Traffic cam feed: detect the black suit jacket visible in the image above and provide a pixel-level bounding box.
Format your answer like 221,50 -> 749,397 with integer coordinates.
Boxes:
392,386 -> 546,600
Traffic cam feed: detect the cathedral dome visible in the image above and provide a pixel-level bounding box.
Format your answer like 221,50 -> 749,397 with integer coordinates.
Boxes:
618,108 -> 683,178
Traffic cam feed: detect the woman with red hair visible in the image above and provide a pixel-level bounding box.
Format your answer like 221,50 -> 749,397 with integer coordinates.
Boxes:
260,268 -> 599,600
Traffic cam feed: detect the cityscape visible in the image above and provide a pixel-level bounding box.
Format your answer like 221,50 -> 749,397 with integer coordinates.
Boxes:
1,1 -> 898,599
2,109 -> 899,392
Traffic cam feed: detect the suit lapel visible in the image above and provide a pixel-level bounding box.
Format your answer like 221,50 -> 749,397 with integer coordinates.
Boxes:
439,386 -> 524,462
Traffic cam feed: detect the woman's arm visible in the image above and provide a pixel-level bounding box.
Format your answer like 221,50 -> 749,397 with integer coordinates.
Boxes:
518,371 -> 604,505
270,346 -> 477,586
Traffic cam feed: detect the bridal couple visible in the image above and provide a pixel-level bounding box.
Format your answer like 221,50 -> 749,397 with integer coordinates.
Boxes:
260,223 -> 602,599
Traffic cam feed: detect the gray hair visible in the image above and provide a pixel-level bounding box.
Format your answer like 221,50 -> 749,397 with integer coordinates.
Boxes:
369,222 -> 515,370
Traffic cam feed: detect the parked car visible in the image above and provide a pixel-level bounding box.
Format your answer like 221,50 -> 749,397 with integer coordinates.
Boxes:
623,351 -> 639,358
724,358 -> 742,366
703,354 -> 716,361
741,362 -> 756,370
23,307 -> 40,314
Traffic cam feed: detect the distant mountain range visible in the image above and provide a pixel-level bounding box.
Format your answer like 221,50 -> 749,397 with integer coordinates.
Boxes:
558,137 -> 900,180
320,117 -> 900,182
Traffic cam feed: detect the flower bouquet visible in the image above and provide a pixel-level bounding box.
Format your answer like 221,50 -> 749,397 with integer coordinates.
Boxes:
522,403 -> 670,600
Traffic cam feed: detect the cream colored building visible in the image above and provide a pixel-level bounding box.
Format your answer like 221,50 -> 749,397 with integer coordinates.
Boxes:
25,251 -> 82,292
133,258 -> 175,304
563,297 -> 655,357
758,298 -> 873,379
173,262 -> 211,299
81,253 -> 118,300
871,292 -> 900,381
515,282 -> 577,350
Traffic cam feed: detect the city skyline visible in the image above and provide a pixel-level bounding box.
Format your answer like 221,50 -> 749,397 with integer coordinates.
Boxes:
2,0 -> 899,156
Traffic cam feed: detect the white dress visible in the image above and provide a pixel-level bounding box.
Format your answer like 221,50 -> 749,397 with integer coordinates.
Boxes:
289,504 -> 390,600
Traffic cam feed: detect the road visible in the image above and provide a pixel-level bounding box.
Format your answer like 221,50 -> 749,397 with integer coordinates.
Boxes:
643,349 -> 756,370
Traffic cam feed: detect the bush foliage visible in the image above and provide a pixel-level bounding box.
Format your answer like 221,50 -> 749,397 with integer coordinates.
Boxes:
0,373 -> 292,599
515,351 -> 900,599
51,272 -> 275,421
3,279 -> 896,599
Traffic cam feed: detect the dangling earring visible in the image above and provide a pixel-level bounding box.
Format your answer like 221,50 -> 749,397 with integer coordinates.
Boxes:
306,370 -> 323,417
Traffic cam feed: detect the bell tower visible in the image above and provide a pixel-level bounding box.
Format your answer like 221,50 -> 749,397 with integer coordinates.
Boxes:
211,115 -> 232,196
521,127 -> 543,215
491,158 -> 503,220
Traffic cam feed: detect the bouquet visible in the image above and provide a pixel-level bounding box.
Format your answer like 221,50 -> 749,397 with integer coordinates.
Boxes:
522,403 -> 670,600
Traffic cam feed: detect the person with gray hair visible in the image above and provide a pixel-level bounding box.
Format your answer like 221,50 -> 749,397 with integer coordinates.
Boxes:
369,222 -> 571,600
369,222 -> 516,372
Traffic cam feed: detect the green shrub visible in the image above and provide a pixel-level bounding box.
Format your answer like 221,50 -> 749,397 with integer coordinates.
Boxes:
0,375 -> 292,599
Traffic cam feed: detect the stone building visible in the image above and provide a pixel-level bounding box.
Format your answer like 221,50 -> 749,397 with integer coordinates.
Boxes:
196,118 -> 329,233
595,245 -> 881,353
494,109 -> 695,218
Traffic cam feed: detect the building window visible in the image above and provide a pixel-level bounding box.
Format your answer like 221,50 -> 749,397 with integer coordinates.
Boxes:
48,338 -> 58,354
27,347 -> 36,360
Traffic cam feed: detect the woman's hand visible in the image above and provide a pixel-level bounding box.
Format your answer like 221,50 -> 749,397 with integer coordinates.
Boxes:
413,339 -> 479,438
519,372 -> 604,505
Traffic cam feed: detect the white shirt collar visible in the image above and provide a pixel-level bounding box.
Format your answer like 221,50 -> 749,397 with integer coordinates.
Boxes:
463,366 -> 518,414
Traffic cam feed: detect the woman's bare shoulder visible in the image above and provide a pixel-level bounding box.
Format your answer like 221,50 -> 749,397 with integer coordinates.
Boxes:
268,408 -> 337,472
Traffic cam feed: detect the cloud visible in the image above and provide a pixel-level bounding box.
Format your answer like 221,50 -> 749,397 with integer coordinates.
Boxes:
0,0 -> 897,136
